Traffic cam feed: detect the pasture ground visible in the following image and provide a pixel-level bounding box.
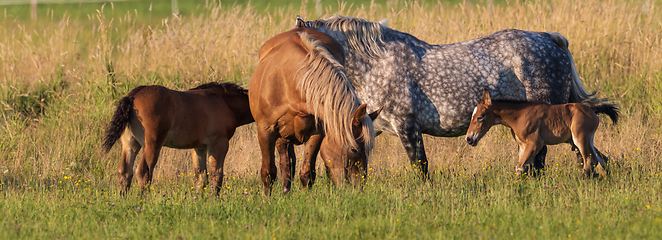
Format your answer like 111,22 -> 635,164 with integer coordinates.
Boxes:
1,0 -> 661,238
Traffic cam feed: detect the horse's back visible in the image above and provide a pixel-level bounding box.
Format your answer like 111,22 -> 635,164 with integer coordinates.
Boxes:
127,85 -> 237,148
258,28 -> 344,64
441,29 -> 573,103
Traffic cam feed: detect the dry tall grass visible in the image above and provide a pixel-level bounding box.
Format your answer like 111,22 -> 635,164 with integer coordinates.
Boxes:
0,0 -> 660,185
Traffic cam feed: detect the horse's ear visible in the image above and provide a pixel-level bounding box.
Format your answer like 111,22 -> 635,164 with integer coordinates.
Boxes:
378,18 -> 388,27
352,104 -> 368,126
295,15 -> 305,28
481,90 -> 492,106
369,106 -> 383,121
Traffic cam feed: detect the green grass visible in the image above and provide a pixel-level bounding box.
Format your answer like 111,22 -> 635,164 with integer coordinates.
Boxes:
2,161 -> 661,239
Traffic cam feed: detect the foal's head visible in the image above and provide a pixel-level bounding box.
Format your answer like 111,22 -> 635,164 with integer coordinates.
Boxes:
465,90 -> 500,146
319,104 -> 382,186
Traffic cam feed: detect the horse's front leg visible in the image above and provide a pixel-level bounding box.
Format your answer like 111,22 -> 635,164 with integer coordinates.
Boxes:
191,148 -> 208,193
396,122 -> 429,178
515,140 -> 544,176
276,138 -> 296,193
512,129 -> 546,175
300,134 -> 323,188
207,137 -> 230,197
257,127 -> 278,196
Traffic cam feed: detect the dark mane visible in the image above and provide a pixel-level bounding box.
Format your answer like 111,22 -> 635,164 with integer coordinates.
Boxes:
189,82 -> 248,94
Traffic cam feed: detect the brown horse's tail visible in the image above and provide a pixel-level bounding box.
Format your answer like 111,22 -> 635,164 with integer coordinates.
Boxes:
548,32 -> 602,105
102,96 -> 134,153
591,103 -> 619,125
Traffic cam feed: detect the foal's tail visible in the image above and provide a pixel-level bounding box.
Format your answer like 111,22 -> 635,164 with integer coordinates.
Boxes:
102,96 -> 134,153
548,32 -> 602,105
591,104 -> 619,125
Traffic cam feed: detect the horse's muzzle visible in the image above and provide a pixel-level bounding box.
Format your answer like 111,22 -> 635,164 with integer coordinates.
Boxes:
465,133 -> 479,146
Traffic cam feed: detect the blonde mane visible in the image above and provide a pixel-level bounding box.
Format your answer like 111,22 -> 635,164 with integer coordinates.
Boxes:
305,15 -> 385,58
296,31 -> 375,155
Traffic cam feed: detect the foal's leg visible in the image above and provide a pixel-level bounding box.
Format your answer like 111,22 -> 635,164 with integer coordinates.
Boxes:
276,138 -> 296,193
594,148 -> 610,175
300,134 -> 323,188
572,132 -> 597,177
516,140 -> 543,176
136,132 -> 166,194
191,148 -> 208,192
512,129 -> 545,175
592,146 -> 609,178
570,143 -> 584,169
118,129 -> 141,195
207,137 -> 230,196
257,128 -> 278,196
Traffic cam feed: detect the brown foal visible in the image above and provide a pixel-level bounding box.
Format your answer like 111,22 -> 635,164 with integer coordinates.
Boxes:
102,82 -> 253,196
465,90 -> 618,177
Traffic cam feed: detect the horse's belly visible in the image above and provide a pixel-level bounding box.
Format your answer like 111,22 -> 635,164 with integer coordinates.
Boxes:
163,135 -> 205,149
541,130 -> 572,146
417,100 -> 470,137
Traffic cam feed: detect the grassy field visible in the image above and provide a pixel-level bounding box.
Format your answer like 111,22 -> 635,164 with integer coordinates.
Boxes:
1,0 -> 662,238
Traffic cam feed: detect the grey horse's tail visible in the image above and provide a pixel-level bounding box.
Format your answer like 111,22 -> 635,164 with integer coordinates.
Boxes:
548,32 -> 601,104
590,103 -> 620,125
102,96 -> 134,153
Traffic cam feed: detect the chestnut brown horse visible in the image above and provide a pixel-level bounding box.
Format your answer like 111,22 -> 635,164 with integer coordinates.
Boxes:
249,28 -> 381,195
465,91 -> 618,177
102,82 -> 253,195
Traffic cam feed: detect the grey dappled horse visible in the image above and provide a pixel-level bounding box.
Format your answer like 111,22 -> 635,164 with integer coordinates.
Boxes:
296,15 -> 599,176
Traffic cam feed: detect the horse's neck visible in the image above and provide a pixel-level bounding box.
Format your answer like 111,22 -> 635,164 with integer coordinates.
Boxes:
224,94 -> 254,126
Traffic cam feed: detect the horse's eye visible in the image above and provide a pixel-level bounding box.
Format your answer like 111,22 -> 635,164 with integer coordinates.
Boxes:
350,148 -> 358,154
477,115 -> 485,122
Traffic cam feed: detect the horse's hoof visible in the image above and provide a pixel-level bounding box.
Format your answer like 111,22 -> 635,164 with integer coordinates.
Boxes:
515,167 -> 524,176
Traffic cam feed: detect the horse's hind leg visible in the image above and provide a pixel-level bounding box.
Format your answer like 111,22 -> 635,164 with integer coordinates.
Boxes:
207,137 -> 230,196
570,143 -> 584,169
191,148 -> 208,193
118,129 -> 141,195
300,134 -> 323,189
136,134 -> 165,194
592,146 -> 609,177
572,132 -> 602,177
276,139 -> 296,193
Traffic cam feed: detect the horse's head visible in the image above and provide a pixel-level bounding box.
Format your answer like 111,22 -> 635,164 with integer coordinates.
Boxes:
319,104 -> 382,186
465,90 -> 499,146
